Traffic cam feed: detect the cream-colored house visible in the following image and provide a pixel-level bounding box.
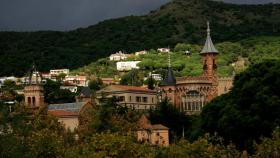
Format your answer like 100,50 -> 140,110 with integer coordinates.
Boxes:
116,61 -> 141,71
137,115 -> 169,147
48,101 -> 91,131
96,85 -> 158,111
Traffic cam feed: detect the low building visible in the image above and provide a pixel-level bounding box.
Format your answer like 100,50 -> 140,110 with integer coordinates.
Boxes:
60,85 -> 78,93
137,115 -> 169,147
101,78 -> 119,85
50,69 -> 69,76
64,75 -> 88,87
48,101 -> 91,131
217,77 -> 234,96
144,73 -> 162,81
0,76 -> 17,88
76,87 -> 92,102
157,48 -> 170,53
96,85 -> 158,111
135,50 -> 147,56
116,61 -> 141,71
109,51 -> 129,61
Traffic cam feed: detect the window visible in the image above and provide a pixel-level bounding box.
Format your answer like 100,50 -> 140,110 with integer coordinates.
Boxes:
136,96 -> 141,102
142,97 -> 148,103
118,96 -> 125,102
152,98 -> 154,103
32,97 -> 36,106
129,96 -> 132,102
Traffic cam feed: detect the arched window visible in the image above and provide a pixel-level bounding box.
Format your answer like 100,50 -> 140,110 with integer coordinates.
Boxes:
185,90 -> 205,113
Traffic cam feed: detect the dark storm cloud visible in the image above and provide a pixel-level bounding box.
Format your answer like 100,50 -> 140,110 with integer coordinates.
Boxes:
0,0 -> 169,31
0,0 -> 279,31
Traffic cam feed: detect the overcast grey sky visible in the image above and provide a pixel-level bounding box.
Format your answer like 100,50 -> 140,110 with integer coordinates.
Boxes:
0,0 -> 279,31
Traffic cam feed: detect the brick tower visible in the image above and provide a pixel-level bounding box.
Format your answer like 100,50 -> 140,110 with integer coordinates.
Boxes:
200,21 -> 219,101
24,65 -> 45,108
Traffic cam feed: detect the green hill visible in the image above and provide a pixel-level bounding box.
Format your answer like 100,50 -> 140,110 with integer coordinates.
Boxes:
72,36 -> 280,78
1,0 -> 280,76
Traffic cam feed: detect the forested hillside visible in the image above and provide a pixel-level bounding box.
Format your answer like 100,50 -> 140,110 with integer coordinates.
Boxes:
1,0 -> 280,76
72,36 -> 280,78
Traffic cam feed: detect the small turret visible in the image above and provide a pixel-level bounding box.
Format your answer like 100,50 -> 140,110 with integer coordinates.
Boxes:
161,52 -> 176,86
200,21 -> 219,80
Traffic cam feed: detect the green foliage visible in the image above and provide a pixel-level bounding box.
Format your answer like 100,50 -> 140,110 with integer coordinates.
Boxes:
44,79 -> 75,104
149,98 -> 190,142
88,78 -> 103,91
156,134 -> 240,158
198,60 -> 280,151
120,69 -> 144,86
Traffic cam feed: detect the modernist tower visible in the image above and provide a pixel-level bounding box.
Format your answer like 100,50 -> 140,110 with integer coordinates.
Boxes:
24,65 -> 45,108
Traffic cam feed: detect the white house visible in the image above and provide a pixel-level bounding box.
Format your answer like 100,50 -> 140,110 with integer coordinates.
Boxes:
157,48 -> 170,53
116,61 -> 141,71
50,69 -> 70,76
109,51 -> 129,61
135,50 -> 147,56
0,76 -> 17,88
64,75 -> 88,87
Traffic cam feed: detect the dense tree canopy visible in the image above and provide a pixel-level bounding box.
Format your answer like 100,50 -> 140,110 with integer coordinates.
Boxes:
198,60 -> 280,151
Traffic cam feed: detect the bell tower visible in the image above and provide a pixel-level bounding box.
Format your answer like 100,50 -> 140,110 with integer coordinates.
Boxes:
200,21 -> 219,82
24,65 -> 45,108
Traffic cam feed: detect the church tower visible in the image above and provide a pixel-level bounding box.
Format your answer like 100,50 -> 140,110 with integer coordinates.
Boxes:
24,65 -> 45,108
200,21 -> 219,82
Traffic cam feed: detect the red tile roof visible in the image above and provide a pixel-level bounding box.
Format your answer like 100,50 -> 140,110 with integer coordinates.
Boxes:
48,110 -> 78,117
111,85 -> 155,92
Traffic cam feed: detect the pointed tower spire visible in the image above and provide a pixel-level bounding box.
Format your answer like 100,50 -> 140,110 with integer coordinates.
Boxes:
160,51 -> 176,86
200,21 -> 218,54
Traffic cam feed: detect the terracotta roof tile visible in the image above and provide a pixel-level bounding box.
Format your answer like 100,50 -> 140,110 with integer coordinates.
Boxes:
48,110 -> 78,117
111,85 -> 155,92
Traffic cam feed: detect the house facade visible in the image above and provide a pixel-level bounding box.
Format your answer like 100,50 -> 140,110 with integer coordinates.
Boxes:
116,61 -> 141,71
96,85 -> 158,111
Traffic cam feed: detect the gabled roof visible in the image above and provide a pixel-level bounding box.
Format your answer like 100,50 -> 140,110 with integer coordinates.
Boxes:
80,87 -> 92,97
97,85 -> 155,93
48,110 -> 78,117
151,124 -> 169,130
200,21 -> 218,54
48,102 -> 87,113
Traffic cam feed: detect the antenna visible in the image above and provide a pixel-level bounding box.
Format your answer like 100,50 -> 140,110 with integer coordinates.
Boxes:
207,21 -> 210,36
168,51 -> 171,68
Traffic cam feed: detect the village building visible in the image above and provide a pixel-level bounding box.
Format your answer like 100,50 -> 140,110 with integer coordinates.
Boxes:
64,75 -> 88,87
137,115 -> 169,147
145,73 -> 162,81
60,85 -> 78,93
100,77 -> 120,85
116,61 -> 141,71
48,101 -> 92,131
76,87 -> 93,102
109,51 -> 129,61
135,50 -> 147,56
50,69 -> 70,76
96,85 -> 158,111
0,76 -> 17,88
159,22 -> 233,115
157,48 -> 170,53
